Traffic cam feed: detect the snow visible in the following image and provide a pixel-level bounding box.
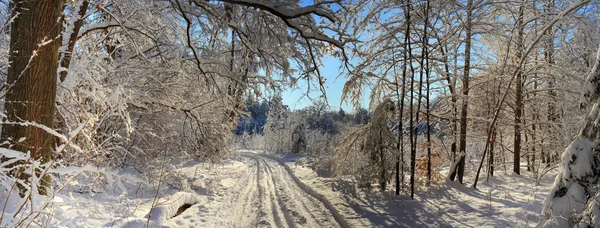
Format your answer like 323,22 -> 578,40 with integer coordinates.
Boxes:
581,41 -> 600,106
0,150 -> 560,227
148,192 -> 202,222
283,152 -> 557,227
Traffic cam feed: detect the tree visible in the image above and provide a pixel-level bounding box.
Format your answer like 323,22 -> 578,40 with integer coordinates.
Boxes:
395,0 -> 412,195
335,108 -> 347,123
291,123 -> 306,154
423,0 -> 432,185
512,0 -> 525,175
2,0 -> 66,195
542,42 -> 600,227
333,98 -> 395,190
354,108 -> 371,125
456,0 -> 473,184
264,94 -> 289,152
449,0 -> 474,184
407,0 -> 417,197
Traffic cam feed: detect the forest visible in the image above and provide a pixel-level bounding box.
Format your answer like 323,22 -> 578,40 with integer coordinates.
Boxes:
1,0 -> 600,227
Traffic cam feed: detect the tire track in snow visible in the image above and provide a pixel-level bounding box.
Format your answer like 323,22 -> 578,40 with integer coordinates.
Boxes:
266,159 -> 335,227
261,159 -> 296,228
241,152 -> 350,228
256,157 -> 264,225
230,157 -> 260,226
258,157 -> 286,228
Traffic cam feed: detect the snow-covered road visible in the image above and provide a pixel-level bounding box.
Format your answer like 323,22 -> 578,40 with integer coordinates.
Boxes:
243,153 -> 339,227
168,152 -> 346,228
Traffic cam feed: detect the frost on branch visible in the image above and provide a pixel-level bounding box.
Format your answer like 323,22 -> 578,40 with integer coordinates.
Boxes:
542,42 -> 600,227
332,98 -> 395,188
581,34 -> 600,109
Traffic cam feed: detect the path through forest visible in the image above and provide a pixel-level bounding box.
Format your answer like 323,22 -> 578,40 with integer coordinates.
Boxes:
168,152 -> 346,227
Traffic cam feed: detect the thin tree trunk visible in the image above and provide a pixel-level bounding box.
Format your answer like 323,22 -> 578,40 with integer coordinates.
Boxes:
487,77 -> 498,181
380,132 -> 386,192
442,44 -> 459,182
423,0 -> 432,185
396,1 -> 411,195
3,0 -> 66,195
501,130 -> 507,173
412,0 -> 426,197
407,1 -> 417,199
530,1 -> 540,174
487,129 -> 495,179
524,96 -> 529,172
456,0 -> 473,184
59,0 -> 89,82
544,0 -> 559,165
513,0 -> 525,175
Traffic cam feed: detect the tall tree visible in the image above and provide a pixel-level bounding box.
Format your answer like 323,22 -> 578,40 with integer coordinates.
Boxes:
395,0 -> 411,195
407,0 -> 418,199
513,0 -> 525,175
544,0 -> 559,164
449,0 -> 473,184
3,0 -> 66,194
423,0 -> 431,185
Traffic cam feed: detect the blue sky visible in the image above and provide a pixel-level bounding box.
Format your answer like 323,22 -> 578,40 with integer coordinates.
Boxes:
281,56 -> 370,112
280,0 -> 370,112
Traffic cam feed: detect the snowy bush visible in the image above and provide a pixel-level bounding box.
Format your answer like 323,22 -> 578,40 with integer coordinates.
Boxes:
0,147 -> 146,227
332,99 -> 396,189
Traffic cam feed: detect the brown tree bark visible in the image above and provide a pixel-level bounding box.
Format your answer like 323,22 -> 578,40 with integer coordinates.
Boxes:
3,0 -> 66,195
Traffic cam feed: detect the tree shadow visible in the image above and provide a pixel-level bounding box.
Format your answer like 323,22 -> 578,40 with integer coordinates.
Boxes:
326,178 -> 518,227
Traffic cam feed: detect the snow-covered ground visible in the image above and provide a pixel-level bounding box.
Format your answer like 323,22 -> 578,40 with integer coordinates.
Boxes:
159,152 -> 344,227
16,150 -> 556,227
285,153 -> 556,227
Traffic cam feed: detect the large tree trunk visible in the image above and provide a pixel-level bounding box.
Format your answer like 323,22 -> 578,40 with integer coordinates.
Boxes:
3,0 -> 66,195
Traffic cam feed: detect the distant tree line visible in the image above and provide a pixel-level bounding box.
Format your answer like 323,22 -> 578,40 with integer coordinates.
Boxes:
234,98 -> 372,136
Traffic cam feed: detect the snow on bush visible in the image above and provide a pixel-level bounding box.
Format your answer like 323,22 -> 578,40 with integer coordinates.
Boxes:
332,99 -> 395,188
0,149 -> 146,227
